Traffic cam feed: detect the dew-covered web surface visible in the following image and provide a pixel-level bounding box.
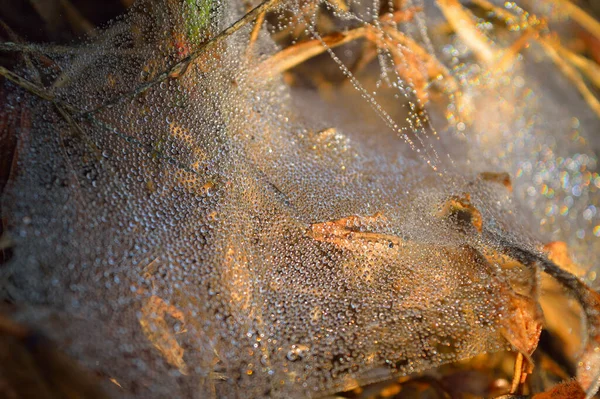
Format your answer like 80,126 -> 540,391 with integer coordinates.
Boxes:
2,0 -> 600,398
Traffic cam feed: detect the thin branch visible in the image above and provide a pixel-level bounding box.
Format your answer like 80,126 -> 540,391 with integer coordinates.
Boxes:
79,0 -> 281,118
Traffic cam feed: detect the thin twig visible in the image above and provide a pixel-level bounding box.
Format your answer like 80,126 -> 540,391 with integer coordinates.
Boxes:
0,41 -> 149,56
79,0 -> 281,118
0,66 -> 84,116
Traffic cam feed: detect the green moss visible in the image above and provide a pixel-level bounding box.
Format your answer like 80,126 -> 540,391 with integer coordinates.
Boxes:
185,0 -> 212,42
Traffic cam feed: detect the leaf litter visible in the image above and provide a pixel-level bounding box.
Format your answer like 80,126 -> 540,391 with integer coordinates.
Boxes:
0,0 -> 600,398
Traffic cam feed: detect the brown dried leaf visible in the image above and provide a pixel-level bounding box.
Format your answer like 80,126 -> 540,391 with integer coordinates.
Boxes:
308,212 -> 542,366
492,237 -> 600,397
499,293 -> 543,360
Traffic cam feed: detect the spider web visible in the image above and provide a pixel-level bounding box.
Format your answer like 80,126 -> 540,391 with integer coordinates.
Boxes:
1,0 -> 599,397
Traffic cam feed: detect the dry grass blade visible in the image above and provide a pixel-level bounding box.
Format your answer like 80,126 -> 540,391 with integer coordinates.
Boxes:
59,0 -> 97,37
510,352 -> 525,394
493,29 -> 539,72
259,8 -> 421,75
470,0 -> 522,26
450,0 -> 600,119
246,9 -> 266,56
0,41 -> 89,56
0,21 -> 42,84
436,0 -> 497,64
557,0 -> 600,40
551,39 -> 600,89
538,37 -> 600,119
439,0 -> 540,72
380,26 -> 462,105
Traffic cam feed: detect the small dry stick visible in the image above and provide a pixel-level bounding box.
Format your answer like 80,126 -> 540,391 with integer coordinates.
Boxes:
510,352 -> 531,394
0,66 -> 55,102
260,27 -> 368,76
